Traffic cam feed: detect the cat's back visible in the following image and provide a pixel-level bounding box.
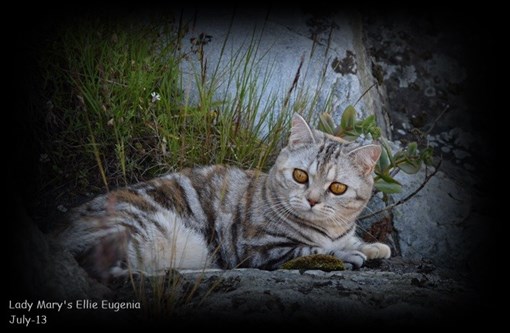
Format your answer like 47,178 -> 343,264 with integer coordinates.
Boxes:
67,165 -> 262,219
58,165 -> 264,249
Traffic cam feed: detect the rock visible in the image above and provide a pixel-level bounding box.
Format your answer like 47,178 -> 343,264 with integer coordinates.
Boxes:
179,8 -> 391,136
453,148 -> 470,160
359,138 -> 487,270
391,169 -> 485,269
362,14 -> 489,274
156,262 -> 478,326
398,65 -> 418,88
11,207 -> 109,301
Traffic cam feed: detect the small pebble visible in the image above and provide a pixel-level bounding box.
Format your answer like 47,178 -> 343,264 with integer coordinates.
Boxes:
453,149 -> 470,160
440,131 -> 452,142
454,131 -> 475,149
424,86 -> 436,97
441,146 -> 451,153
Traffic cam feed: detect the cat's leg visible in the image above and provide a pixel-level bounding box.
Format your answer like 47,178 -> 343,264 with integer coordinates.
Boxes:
292,246 -> 369,269
331,236 -> 391,268
359,242 -> 391,260
254,242 -> 389,270
330,249 -> 367,269
344,234 -> 391,260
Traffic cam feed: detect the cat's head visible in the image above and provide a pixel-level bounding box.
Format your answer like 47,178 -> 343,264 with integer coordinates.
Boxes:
270,114 -> 381,227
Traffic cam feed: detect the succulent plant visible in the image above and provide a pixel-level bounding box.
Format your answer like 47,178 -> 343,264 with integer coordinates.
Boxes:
318,105 -> 434,194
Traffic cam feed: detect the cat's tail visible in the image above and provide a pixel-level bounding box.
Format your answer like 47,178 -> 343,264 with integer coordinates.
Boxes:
52,213 -> 130,283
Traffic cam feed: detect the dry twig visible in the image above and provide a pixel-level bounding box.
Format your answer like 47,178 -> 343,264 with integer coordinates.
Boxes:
358,159 -> 442,221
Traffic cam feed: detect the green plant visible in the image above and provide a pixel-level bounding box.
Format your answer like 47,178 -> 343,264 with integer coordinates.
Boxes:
318,105 -> 434,194
35,14 -> 319,318
37,16 -> 293,197
282,254 -> 345,272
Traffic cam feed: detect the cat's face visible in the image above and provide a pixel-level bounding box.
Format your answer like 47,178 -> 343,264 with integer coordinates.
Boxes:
270,114 -> 380,226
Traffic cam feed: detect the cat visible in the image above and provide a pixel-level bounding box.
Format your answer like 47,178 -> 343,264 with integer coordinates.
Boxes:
55,114 -> 390,281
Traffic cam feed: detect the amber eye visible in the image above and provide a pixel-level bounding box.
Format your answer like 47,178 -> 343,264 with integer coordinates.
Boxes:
292,169 -> 308,184
329,182 -> 347,195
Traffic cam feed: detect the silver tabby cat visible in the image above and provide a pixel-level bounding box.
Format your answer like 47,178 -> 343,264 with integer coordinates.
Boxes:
56,114 -> 390,280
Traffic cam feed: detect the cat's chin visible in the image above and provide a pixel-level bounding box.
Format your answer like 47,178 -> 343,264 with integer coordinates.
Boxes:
292,207 -> 328,222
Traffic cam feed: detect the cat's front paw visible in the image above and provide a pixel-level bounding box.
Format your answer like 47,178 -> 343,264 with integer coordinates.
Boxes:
332,250 -> 367,269
361,242 -> 391,259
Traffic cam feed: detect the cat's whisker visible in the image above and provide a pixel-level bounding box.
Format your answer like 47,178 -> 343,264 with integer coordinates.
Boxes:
360,204 -> 378,214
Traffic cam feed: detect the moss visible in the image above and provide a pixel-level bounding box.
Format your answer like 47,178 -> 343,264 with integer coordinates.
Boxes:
281,254 -> 344,272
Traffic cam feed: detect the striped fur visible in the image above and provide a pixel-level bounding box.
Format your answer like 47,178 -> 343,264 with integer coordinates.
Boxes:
55,114 -> 390,280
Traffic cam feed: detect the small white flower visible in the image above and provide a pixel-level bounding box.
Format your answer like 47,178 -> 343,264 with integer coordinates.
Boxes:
151,92 -> 161,103
57,204 -> 68,213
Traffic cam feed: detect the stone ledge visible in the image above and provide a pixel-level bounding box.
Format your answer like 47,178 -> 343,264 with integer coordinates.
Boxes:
168,259 -> 477,326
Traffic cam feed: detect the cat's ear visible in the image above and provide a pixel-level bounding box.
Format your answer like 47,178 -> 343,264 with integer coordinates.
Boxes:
348,144 -> 381,176
289,114 -> 316,148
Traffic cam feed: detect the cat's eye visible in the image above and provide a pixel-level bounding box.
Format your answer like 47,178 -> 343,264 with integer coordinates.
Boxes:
329,182 -> 347,195
293,169 -> 308,184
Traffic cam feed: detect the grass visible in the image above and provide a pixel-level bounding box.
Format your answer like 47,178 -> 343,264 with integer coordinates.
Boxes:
37,13 -> 335,198
36,12 -> 336,319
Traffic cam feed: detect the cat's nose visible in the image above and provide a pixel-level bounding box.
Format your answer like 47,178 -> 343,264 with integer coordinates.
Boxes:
307,198 -> 318,207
